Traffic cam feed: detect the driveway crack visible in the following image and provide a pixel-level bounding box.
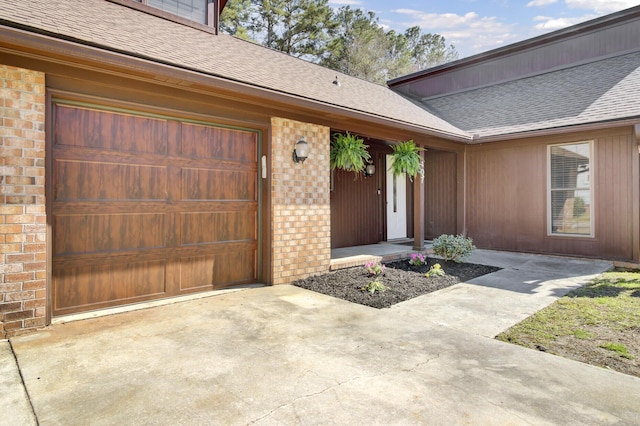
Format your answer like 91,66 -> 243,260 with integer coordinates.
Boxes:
248,354 -> 440,424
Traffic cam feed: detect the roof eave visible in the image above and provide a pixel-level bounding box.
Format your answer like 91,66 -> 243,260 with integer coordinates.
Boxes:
471,117 -> 640,143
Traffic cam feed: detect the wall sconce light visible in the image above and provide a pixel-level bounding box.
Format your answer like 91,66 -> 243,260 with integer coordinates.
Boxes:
293,136 -> 309,163
364,160 -> 376,177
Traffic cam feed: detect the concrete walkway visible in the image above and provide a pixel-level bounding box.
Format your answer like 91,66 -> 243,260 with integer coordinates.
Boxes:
5,250 -> 640,425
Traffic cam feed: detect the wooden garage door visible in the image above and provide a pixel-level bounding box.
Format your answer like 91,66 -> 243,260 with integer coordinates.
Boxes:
51,102 -> 259,316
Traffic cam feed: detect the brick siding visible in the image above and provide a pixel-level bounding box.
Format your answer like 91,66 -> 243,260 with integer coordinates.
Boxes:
270,118 -> 331,284
0,65 -> 47,337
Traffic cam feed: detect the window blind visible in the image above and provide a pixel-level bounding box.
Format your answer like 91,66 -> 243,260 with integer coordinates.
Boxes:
549,142 -> 592,236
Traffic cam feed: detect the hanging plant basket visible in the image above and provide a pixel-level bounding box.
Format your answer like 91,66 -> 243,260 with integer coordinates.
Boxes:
330,132 -> 371,176
389,140 -> 424,181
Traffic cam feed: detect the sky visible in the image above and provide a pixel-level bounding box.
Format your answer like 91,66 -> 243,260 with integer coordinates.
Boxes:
326,0 -> 640,59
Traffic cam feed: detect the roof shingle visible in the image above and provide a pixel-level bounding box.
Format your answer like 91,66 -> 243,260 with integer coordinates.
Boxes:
421,51 -> 640,138
0,0 -> 469,139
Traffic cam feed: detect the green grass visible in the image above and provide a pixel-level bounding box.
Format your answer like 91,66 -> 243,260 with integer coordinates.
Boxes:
600,342 -> 634,359
574,329 -> 593,339
497,269 -> 640,375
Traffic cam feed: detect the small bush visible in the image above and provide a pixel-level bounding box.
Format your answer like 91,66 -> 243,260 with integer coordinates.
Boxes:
362,279 -> 388,294
425,263 -> 445,277
432,234 -> 475,263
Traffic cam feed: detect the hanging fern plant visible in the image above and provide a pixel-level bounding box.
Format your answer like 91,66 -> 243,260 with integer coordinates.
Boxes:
389,140 -> 424,181
330,132 -> 371,176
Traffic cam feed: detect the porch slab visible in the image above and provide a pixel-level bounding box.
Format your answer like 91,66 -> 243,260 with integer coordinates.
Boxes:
330,241 -> 433,270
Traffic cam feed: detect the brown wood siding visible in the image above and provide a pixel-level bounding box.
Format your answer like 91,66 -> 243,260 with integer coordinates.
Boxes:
331,149 -> 386,248
424,150 -> 457,239
391,19 -> 640,99
465,129 -> 635,261
51,103 -> 259,315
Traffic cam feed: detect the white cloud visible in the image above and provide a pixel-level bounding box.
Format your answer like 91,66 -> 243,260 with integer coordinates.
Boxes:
532,14 -> 596,30
526,0 -> 558,6
392,9 -> 520,57
565,0 -> 640,14
328,0 -> 363,5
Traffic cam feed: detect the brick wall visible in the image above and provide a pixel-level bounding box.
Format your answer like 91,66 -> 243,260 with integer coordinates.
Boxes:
270,118 -> 331,285
0,65 -> 47,338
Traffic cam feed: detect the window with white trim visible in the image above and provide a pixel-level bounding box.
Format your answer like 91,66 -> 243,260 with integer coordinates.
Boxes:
548,141 -> 593,236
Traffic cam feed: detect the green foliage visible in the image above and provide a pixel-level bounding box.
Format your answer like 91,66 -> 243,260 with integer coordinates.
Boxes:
362,279 -> 387,294
219,0 -> 253,40
573,197 -> 586,216
221,0 -> 336,59
330,132 -> 370,175
432,234 -> 475,263
389,140 -> 424,181
322,7 -> 458,83
573,329 -> 592,339
403,27 -> 458,71
220,1 -> 459,83
600,342 -> 634,359
425,263 -> 445,278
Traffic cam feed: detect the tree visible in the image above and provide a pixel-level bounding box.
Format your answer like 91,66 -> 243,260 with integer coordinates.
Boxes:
321,7 -> 459,83
404,27 -> 458,71
219,0 -> 252,40
321,7 -> 392,83
221,0 -> 336,60
220,1 -> 459,82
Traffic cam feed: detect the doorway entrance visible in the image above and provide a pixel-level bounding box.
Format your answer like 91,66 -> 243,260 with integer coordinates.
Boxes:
386,154 -> 407,240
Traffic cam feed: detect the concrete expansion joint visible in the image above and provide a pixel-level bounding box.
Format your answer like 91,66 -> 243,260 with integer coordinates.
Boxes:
8,339 -> 39,425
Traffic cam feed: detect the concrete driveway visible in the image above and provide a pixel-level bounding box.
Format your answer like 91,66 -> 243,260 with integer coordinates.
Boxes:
4,250 -> 640,425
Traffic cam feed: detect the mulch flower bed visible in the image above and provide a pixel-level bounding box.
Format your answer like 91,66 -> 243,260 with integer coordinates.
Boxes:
293,257 -> 500,308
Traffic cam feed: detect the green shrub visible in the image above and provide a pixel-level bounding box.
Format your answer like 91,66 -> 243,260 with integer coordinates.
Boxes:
425,263 -> 445,277
362,279 -> 387,294
432,234 -> 475,263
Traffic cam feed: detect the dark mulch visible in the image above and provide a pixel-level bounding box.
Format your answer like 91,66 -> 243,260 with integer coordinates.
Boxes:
292,257 -> 501,309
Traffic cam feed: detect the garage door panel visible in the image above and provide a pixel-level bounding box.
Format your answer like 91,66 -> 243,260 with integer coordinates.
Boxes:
179,250 -> 256,291
53,260 -> 167,315
180,212 -> 256,245
54,213 -> 166,255
181,123 -> 257,162
51,102 -> 260,316
181,168 -> 256,201
55,160 -> 168,201
55,105 -> 168,155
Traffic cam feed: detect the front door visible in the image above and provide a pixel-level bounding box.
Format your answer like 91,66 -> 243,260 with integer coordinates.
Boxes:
386,155 -> 407,240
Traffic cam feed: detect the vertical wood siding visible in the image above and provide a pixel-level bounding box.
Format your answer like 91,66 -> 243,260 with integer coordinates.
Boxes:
424,150 -> 457,238
331,147 -> 387,248
465,129 -> 635,261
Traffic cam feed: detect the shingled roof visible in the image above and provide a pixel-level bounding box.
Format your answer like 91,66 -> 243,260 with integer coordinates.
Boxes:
421,51 -> 640,138
0,0 -> 469,140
